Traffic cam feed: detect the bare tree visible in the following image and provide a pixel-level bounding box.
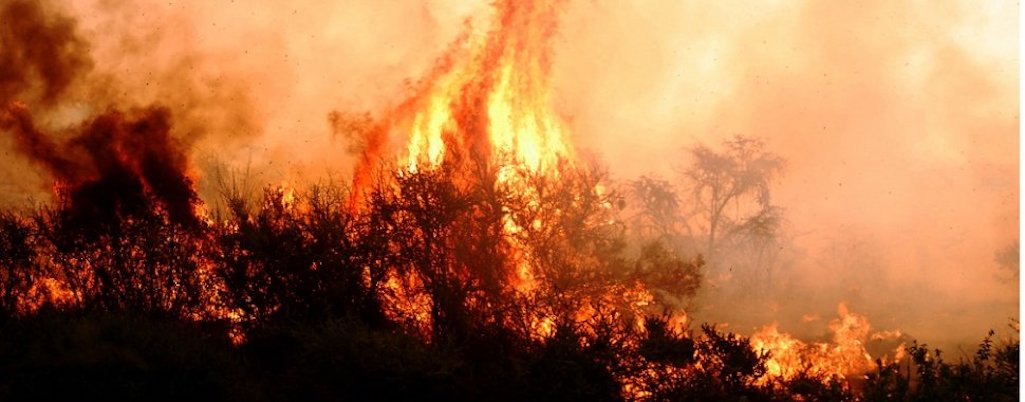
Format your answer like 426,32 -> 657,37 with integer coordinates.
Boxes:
680,135 -> 784,267
627,175 -> 691,242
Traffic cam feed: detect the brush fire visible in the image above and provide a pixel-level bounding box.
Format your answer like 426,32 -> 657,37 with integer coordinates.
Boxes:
0,0 -> 1017,401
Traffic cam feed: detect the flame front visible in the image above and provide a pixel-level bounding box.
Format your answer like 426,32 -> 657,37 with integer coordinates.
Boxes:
750,303 -> 879,383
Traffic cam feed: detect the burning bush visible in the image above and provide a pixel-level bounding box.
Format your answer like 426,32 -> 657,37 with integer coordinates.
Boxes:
0,150 -> 1018,400
0,0 -> 1016,400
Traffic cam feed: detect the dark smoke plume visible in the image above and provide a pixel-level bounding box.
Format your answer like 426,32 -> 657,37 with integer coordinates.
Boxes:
2,104 -> 199,228
0,0 -> 199,227
0,0 -> 92,106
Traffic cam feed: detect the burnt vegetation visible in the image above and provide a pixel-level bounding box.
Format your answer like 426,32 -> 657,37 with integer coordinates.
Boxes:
0,148 -> 1017,401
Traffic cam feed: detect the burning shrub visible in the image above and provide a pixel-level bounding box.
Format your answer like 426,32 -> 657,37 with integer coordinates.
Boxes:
0,1 -> 1015,400
637,313 -> 695,367
213,183 -> 377,333
28,202 -> 210,318
0,212 -> 36,317
0,166 -> 1017,400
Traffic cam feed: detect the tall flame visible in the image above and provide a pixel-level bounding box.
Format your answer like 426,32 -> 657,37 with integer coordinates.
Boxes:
396,0 -> 573,175
347,0 -> 578,302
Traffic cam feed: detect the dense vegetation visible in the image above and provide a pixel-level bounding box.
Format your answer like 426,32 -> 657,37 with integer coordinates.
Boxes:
0,152 -> 1016,401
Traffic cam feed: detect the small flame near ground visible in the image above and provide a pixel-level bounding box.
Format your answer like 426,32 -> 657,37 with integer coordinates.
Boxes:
750,303 -> 903,384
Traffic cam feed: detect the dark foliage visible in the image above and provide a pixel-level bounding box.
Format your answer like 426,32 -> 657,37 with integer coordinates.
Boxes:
863,328 -> 1019,402
0,311 -> 258,401
0,161 -> 1015,401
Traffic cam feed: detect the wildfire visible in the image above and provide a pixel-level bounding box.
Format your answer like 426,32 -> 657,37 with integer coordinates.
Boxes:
343,0 -> 573,187
397,0 -> 573,176
336,2 -> 917,392
750,303 -> 881,383
348,0 -> 582,334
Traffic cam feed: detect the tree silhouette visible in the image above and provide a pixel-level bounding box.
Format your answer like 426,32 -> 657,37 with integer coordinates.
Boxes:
627,176 -> 689,242
680,135 -> 785,274
0,139 -> 1016,401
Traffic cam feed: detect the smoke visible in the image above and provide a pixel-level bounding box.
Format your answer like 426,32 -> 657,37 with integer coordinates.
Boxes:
2,104 -> 197,227
0,0 -> 264,208
552,0 -> 1018,347
0,0 -> 1015,348
0,1 -> 92,107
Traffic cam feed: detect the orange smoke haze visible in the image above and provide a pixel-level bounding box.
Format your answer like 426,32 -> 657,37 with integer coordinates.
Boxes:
552,0 -> 1018,347
0,0 -> 1017,349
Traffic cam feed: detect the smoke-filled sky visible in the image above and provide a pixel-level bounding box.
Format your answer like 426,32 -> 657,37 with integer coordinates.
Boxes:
551,0 -> 1019,342
1,0 -> 1018,345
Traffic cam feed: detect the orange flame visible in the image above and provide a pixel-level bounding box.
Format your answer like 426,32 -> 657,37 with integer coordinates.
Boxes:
352,0 -> 578,322
750,303 -> 885,384
385,0 -> 573,176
